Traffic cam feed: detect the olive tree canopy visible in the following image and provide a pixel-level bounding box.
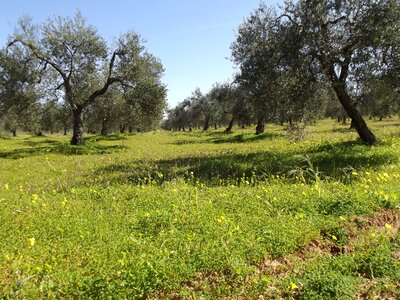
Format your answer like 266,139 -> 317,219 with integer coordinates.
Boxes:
6,12 -> 166,144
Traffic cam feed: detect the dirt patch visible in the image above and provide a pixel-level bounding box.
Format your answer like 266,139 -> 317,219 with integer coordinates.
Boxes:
366,210 -> 399,228
256,256 -> 291,276
394,249 -> 400,261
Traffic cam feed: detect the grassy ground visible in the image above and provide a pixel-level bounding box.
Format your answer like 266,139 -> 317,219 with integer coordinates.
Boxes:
0,119 -> 399,299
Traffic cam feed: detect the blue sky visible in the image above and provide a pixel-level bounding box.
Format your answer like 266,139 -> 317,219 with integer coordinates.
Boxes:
0,1 -> 280,107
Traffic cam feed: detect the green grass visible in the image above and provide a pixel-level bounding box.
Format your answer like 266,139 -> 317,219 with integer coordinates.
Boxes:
1,119 -> 399,299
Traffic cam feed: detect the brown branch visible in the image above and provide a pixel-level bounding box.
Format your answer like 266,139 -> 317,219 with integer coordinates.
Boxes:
82,48 -> 128,107
322,16 -> 346,28
108,49 -> 125,80
8,39 -> 68,82
85,77 -> 123,107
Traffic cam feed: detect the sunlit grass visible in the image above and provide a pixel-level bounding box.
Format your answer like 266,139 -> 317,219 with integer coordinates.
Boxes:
0,118 -> 399,298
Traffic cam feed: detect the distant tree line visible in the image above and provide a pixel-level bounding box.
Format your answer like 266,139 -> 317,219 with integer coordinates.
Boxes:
163,0 -> 400,145
0,12 -> 166,144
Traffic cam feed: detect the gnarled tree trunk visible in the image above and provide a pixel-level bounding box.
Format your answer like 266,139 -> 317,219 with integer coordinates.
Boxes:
100,119 -> 109,136
225,117 -> 234,133
119,124 -> 126,133
71,108 -> 84,145
203,117 -> 210,131
255,117 -> 265,135
332,83 -> 376,145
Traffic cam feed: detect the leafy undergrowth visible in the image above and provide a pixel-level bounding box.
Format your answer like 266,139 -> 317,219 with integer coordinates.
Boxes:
0,119 -> 399,299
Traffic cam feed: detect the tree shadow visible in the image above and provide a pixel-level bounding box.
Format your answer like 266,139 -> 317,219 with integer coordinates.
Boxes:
170,132 -> 282,145
211,132 -> 281,144
0,141 -> 126,159
331,127 -> 354,133
85,134 -> 127,142
369,119 -> 400,127
91,140 -> 396,186
172,139 -> 207,145
23,139 -> 60,147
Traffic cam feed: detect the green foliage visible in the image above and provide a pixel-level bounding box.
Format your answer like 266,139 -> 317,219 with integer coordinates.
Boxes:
298,269 -> 357,300
355,244 -> 399,279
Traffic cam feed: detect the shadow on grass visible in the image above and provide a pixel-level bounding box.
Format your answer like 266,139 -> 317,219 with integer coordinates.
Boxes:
369,119 -> 400,127
92,140 -> 397,185
0,141 -> 126,159
332,127 -> 354,133
171,132 -> 282,145
211,132 -> 281,144
23,139 -> 60,147
86,134 -> 128,142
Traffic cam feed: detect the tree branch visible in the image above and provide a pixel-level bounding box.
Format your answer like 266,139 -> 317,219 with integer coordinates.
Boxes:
108,49 -> 125,80
85,77 -> 123,107
8,39 -> 68,82
322,16 -> 346,28
8,39 -> 75,108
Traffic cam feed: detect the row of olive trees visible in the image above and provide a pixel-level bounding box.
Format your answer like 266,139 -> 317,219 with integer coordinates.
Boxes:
165,0 -> 400,144
0,100 -> 71,137
163,80 -> 333,134
163,83 -> 254,132
0,87 -> 165,137
0,12 -> 166,144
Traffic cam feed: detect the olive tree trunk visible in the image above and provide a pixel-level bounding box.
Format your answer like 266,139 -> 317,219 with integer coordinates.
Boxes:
255,117 -> 265,135
71,108 -> 84,145
225,117 -> 235,133
203,117 -> 210,131
100,119 -> 109,136
332,83 -> 376,145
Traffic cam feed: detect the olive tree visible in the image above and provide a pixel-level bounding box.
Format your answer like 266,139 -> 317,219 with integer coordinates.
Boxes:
7,12 -> 165,145
0,46 -> 39,136
233,0 -> 400,144
278,0 -> 400,144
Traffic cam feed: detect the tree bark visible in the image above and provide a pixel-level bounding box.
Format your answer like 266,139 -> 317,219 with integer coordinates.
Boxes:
119,125 -> 126,133
255,117 -> 265,135
71,108 -> 84,145
100,119 -> 109,136
11,128 -> 17,137
225,117 -> 235,133
332,83 -> 376,145
203,117 -> 210,131
63,127 -> 67,135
